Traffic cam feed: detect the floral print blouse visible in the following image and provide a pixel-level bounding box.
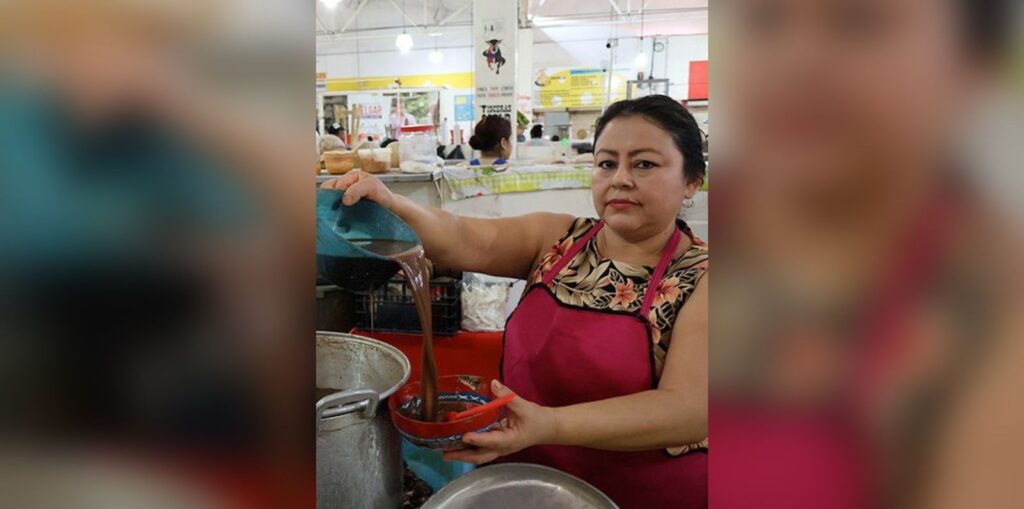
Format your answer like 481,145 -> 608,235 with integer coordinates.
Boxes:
530,217 -> 709,455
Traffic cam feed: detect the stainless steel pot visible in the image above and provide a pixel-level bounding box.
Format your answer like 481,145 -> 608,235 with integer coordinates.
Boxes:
317,331 -> 411,509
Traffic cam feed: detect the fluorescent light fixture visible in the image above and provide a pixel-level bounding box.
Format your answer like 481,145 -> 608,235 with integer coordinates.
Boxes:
320,0 -> 341,9
429,50 -> 444,63
396,33 -> 414,53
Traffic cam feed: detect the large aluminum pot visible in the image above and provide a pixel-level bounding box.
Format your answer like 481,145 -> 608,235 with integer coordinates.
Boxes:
317,331 -> 411,509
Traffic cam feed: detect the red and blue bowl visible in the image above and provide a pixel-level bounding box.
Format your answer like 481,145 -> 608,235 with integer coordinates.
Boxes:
388,375 -> 505,451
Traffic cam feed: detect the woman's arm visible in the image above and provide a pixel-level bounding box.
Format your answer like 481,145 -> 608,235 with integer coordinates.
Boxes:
445,273 -> 708,463
322,172 -> 573,278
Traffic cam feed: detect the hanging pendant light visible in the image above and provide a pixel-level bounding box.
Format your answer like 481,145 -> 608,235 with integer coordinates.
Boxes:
396,33 -> 414,53
634,50 -> 647,69
395,0 -> 414,53
429,33 -> 443,63
634,0 -> 647,70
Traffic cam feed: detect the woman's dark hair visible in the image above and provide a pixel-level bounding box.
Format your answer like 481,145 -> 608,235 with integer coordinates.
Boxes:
529,124 -> 544,139
468,115 -> 512,153
594,95 -> 706,185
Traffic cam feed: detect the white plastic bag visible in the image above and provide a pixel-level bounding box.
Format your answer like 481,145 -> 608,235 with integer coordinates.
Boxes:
460,273 -> 517,331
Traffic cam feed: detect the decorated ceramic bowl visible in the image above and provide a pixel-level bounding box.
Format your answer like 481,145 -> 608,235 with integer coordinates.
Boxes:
388,375 -> 505,451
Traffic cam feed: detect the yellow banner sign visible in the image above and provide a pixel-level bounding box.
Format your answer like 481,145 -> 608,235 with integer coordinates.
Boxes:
533,68 -> 629,109
324,72 -> 474,92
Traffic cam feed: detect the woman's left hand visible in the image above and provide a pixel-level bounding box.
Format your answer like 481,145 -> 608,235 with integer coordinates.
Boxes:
443,380 -> 559,465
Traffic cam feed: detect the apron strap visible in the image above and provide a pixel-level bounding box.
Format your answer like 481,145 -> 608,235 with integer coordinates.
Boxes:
541,220 -> 605,286
639,227 -> 683,321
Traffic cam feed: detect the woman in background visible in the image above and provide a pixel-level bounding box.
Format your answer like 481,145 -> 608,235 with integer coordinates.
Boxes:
467,114 -> 512,166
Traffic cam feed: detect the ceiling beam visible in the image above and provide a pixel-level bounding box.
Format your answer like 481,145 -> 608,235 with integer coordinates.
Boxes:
338,0 -> 372,33
384,0 -> 426,29
317,12 -> 339,41
317,22 -> 472,40
606,0 -> 623,16
438,0 -> 471,26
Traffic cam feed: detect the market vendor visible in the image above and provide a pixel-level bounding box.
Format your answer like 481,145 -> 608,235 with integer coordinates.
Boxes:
322,94 -> 708,508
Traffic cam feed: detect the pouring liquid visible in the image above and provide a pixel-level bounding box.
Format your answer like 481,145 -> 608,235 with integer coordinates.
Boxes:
367,241 -> 441,423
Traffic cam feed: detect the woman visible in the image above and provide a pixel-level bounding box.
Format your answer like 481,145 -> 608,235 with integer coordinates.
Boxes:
467,114 -> 512,166
324,95 -> 708,508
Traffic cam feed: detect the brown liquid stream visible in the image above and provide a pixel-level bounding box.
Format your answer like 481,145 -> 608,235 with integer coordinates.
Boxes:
371,243 -> 440,423
316,239 -> 441,422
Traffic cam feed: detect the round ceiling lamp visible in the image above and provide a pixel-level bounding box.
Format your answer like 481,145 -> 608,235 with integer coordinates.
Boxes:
396,33 -> 414,53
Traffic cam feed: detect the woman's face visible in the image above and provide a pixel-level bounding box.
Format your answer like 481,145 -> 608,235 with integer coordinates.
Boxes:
592,116 -> 698,239
722,0 -> 977,197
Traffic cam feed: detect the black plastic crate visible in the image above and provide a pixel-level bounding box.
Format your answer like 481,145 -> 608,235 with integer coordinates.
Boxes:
353,276 -> 461,336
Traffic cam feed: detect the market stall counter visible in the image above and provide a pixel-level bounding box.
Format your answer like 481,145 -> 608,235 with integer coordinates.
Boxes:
315,169 -> 441,185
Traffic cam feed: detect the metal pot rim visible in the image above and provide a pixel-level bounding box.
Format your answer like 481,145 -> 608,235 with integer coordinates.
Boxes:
316,330 -> 411,399
422,463 -> 619,508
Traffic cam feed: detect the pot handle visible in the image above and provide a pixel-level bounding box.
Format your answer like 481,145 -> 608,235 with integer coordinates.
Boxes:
316,389 -> 379,428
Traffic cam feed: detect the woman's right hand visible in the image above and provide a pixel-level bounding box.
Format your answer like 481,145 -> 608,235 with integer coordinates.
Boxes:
321,171 -> 396,210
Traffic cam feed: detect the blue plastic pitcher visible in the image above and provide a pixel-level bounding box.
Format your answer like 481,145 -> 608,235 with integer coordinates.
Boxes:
316,189 -> 422,291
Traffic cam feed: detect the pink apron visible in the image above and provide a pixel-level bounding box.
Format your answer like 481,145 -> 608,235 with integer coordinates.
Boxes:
500,220 -> 707,508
